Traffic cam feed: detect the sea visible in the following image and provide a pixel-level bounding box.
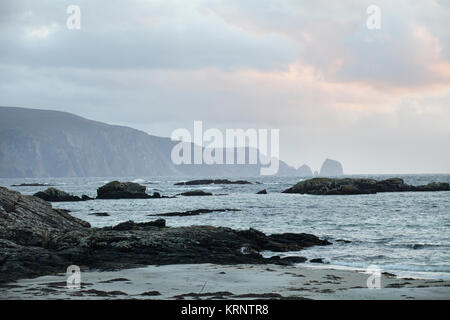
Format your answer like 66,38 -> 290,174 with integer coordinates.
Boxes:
2,174 -> 449,280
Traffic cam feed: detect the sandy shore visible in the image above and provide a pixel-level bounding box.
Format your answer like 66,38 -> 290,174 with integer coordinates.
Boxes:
1,263 -> 449,300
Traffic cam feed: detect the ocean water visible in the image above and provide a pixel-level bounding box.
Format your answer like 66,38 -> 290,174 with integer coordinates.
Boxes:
2,174 -> 450,279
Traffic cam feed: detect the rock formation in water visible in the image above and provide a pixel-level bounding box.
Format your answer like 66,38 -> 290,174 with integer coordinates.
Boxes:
297,164 -> 313,177
33,188 -> 92,202
174,179 -> 252,186
96,181 -> 152,199
177,190 -> 213,196
319,159 -> 344,176
0,187 -> 330,283
282,177 -> 450,195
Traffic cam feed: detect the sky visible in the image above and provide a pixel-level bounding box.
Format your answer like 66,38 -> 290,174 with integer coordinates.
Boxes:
1,0 -> 450,174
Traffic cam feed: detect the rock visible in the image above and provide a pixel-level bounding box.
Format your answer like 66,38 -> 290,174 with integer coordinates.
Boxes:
175,179 -> 252,186
149,208 -> 240,217
33,188 -> 87,202
96,181 -> 151,199
335,239 -> 351,244
140,291 -> 161,296
269,256 -> 307,264
0,187 -> 90,282
256,189 -> 267,194
11,183 -> 52,187
319,159 -> 344,176
413,182 -> 450,192
0,187 -> 331,284
177,190 -> 213,196
309,258 -> 325,263
108,219 -> 166,230
297,164 -> 313,177
89,212 -> 110,217
282,177 -> 450,195
81,195 -> 94,201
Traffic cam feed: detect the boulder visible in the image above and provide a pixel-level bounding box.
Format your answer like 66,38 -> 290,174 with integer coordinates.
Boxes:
282,177 -> 450,195
256,189 -> 267,194
109,219 -> 166,230
149,208 -> 240,217
11,183 -> 52,187
177,190 -> 213,196
97,181 -> 150,199
33,188 -> 88,202
0,187 -> 90,247
89,212 -> 110,217
309,258 -> 325,264
175,179 -> 252,186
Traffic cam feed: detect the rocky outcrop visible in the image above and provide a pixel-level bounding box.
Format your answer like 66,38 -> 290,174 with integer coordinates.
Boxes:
256,189 -> 267,194
175,179 -> 252,186
319,159 -> 343,176
177,190 -> 213,196
297,164 -> 313,177
0,187 -> 90,235
149,208 -> 241,217
97,181 -> 151,199
11,183 -> 52,187
282,178 -> 450,195
33,188 -> 91,202
0,187 -> 330,283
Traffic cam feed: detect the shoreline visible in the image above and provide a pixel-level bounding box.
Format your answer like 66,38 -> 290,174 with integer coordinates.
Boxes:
1,263 -> 449,300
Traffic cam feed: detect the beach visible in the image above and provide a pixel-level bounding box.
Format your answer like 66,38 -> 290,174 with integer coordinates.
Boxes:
2,263 -> 449,300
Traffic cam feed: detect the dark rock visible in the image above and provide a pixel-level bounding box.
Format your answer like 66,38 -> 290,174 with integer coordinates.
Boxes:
282,177 -> 450,195
81,195 -> 94,201
335,239 -> 351,244
256,189 -> 267,194
309,258 -> 325,263
97,181 -> 151,199
177,190 -> 213,196
89,212 -> 110,217
0,187 -> 90,282
413,182 -> 450,192
98,278 -> 130,283
149,208 -> 240,217
175,179 -> 252,186
11,183 -> 52,187
108,219 -> 166,230
33,188 -> 85,202
319,159 -> 344,176
151,192 -> 161,198
270,256 -> 307,264
140,291 -> 161,296
0,187 -> 330,284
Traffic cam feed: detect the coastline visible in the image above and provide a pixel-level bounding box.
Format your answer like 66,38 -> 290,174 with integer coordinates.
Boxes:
2,263 -> 449,300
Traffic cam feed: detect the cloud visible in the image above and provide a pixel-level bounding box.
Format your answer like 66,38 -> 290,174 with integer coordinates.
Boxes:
0,0 -> 449,173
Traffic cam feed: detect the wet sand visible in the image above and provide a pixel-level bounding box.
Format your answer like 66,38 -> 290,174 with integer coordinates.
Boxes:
1,263 -> 449,300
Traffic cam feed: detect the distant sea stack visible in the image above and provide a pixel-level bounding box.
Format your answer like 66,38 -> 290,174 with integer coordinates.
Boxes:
297,164 -> 313,177
319,159 -> 344,176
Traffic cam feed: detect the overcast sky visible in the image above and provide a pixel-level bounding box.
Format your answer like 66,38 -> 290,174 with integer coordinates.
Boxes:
1,0 -> 450,173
